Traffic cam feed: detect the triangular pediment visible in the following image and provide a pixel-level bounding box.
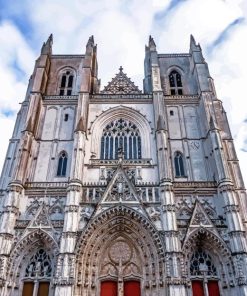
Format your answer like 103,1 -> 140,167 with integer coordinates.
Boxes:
102,66 -> 142,94
101,166 -> 140,204
27,203 -> 53,229
183,200 -> 219,244
190,201 -> 213,227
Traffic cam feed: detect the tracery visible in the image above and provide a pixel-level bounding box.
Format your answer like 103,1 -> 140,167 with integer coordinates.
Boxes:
100,118 -> 142,160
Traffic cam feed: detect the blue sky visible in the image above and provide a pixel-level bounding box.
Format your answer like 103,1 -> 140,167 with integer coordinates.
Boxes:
0,0 -> 247,182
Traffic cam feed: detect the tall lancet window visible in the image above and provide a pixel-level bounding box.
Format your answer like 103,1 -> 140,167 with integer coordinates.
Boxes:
57,151 -> 68,177
59,70 -> 74,95
22,249 -> 52,296
174,152 -> 185,177
190,248 -> 220,296
100,119 -> 142,160
169,70 -> 183,95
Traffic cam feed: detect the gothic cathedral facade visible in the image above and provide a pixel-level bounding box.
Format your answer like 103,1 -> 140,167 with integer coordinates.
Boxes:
0,34 -> 247,296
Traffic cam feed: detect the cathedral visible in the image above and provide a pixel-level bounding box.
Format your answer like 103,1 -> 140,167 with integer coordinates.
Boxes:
0,33 -> 247,296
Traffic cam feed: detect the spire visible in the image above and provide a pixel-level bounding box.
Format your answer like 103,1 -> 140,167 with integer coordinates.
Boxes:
149,35 -> 156,51
86,35 -> 94,49
190,34 -> 196,46
41,34 -> 53,55
190,34 -> 202,52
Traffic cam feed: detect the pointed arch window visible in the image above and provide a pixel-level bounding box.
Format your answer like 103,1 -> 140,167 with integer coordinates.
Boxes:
57,152 -> 68,177
190,248 -> 220,296
174,152 -> 185,177
169,70 -> 183,95
59,70 -> 74,95
22,249 -> 52,296
100,119 -> 142,160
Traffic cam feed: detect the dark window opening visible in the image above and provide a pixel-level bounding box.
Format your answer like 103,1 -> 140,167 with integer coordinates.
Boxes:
57,152 -> 68,177
64,114 -> 69,121
174,151 -> 185,177
169,70 -> 183,95
170,110 -> 174,116
59,70 -> 74,96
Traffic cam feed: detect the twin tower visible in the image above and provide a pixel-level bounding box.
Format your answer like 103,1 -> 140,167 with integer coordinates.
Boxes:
0,35 -> 247,296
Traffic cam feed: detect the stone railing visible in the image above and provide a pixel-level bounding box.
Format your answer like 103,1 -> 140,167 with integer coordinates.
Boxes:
164,95 -> 199,100
89,158 -> 153,167
91,94 -> 153,100
44,95 -> 78,100
25,182 -> 68,189
174,181 -> 217,188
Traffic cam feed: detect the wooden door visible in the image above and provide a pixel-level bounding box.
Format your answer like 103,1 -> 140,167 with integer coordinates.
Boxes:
100,281 -> 118,296
192,280 -> 204,296
208,281 -> 220,296
37,282 -> 50,296
22,282 -> 34,296
124,281 -> 141,296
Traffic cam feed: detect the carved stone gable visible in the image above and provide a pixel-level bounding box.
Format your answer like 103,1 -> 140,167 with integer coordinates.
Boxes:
190,201 -> 213,227
102,66 -> 142,94
28,203 -> 53,229
101,166 -> 139,203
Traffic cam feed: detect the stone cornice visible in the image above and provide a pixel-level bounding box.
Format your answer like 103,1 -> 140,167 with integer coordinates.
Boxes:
158,53 -> 191,58
91,93 -> 152,100
88,158 -> 153,167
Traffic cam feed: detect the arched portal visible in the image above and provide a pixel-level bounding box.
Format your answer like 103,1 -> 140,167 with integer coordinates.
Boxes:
75,206 -> 165,296
183,228 -> 234,296
5,229 -> 58,296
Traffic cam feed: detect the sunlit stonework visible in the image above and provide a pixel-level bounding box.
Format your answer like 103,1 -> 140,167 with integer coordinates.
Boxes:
0,34 -> 247,296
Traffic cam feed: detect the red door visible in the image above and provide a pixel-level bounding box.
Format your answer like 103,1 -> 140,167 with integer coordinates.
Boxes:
100,281 -> 117,296
192,280 -> 204,296
124,281 -> 141,296
208,281 -> 220,296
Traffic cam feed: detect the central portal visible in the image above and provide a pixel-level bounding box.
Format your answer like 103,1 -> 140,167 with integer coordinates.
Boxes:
75,207 -> 165,296
100,281 -> 141,296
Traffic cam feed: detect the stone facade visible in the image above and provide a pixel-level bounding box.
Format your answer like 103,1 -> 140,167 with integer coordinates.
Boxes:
0,34 -> 247,296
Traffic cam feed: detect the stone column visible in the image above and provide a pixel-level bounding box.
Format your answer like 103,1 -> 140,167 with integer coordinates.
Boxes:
54,181 -> 82,296
219,182 -> 247,293
0,182 -> 23,293
160,182 -> 187,296
210,119 -> 247,292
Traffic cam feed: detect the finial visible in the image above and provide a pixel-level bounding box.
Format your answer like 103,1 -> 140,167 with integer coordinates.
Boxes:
190,34 -> 196,46
119,66 -> 123,73
48,33 -> 53,44
41,33 -> 53,55
190,34 -> 201,51
87,35 -> 94,47
149,35 -> 156,51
